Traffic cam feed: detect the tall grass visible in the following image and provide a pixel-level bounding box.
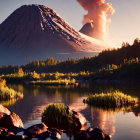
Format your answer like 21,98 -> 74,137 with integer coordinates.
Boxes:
0,99 -> 19,107
42,103 -> 73,129
0,79 -> 6,87
0,85 -> 23,101
84,91 -> 138,109
30,79 -> 76,85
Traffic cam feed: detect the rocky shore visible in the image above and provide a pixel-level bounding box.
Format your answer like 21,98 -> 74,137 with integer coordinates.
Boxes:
0,104 -> 111,140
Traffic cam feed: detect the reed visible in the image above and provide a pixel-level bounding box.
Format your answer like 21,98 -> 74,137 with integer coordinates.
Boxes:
84,91 -> 138,109
42,103 -> 73,129
30,79 -> 76,85
0,85 -> 23,101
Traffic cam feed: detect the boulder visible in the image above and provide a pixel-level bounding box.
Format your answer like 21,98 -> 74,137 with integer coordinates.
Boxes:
0,129 -> 24,140
37,131 -> 50,140
42,103 -> 87,134
74,128 -> 112,140
0,112 -> 24,129
74,131 -> 90,140
50,132 -> 61,140
0,112 -> 5,120
6,135 -> 25,140
72,111 -> 87,131
47,128 -> 63,135
8,127 -> 25,135
0,127 -> 8,138
24,123 -> 47,137
0,104 -> 11,115
87,128 -> 106,140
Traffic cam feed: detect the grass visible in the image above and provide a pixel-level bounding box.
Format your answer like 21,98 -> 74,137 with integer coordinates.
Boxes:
42,103 -> 73,130
92,104 -> 135,112
0,99 -> 19,107
29,79 -> 76,85
0,79 -> 6,86
0,85 -> 23,101
84,91 -> 138,109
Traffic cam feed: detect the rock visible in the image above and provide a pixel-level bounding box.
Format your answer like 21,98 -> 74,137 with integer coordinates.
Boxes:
88,128 -> 106,139
0,104 -> 11,115
74,131 -> 90,140
0,128 -> 23,140
87,128 -> 112,140
0,127 -> 8,132
7,135 -> 25,140
5,131 -> 15,138
72,112 -> 87,131
104,134 -> 112,140
0,112 -> 5,121
0,127 -> 8,138
42,104 -> 87,134
0,112 -> 24,129
86,127 -> 93,132
37,131 -> 50,140
50,132 -> 61,140
47,128 -> 63,135
24,123 -> 47,138
74,128 -> 112,140
8,127 -> 25,135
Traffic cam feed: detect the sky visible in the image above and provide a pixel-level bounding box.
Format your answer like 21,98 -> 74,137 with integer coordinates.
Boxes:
0,0 -> 140,48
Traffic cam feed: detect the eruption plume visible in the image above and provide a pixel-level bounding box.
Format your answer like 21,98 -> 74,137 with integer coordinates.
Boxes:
77,0 -> 115,40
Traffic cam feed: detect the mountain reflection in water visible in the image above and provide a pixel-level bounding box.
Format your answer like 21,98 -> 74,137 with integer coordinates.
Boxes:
4,83 -> 140,140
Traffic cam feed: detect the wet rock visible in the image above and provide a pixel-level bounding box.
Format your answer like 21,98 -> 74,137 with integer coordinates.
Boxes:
8,127 -> 25,135
50,132 -> 61,140
74,127 -> 111,140
0,112 -> 24,129
0,112 -> 5,122
24,123 -> 47,138
0,104 -> 11,115
104,134 -> 112,140
72,111 -> 87,131
86,127 -> 93,132
87,128 -> 106,139
7,135 -> 25,140
37,131 -> 50,140
47,128 -> 63,135
74,131 -> 90,140
0,127 -> 8,138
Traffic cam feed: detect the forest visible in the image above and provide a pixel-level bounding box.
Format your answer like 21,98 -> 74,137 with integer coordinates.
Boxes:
0,38 -> 140,82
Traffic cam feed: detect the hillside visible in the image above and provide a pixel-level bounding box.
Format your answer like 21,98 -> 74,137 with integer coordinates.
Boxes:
0,4 -> 109,65
0,38 -> 140,74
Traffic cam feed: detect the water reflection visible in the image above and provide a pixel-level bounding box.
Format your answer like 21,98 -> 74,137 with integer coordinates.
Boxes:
81,107 -> 116,136
6,83 -> 140,140
0,99 -> 20,107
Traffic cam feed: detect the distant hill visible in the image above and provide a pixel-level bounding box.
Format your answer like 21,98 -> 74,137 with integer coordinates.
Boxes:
0,38 -> 140,74
0,4 -> 109,65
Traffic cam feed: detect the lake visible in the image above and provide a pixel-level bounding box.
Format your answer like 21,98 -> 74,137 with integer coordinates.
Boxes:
2,83 -> 140,140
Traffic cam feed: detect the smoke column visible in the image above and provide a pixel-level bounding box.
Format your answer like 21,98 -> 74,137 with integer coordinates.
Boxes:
77,0 -> 115,40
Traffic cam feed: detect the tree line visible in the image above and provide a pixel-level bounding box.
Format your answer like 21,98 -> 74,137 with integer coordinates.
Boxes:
0,38 -> 140,74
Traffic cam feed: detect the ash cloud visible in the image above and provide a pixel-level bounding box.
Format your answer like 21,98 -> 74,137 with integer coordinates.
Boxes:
77,0 -> 115,40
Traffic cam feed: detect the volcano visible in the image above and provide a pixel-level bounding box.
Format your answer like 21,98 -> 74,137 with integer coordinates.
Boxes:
0,4 -> 109,65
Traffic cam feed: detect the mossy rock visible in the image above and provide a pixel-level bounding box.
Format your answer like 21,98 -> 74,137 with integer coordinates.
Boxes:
42,103 -> 87,133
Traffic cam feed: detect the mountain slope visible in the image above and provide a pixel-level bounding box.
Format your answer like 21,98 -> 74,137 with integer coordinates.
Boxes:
0,4 -> 109,65
79,22 -> 94,38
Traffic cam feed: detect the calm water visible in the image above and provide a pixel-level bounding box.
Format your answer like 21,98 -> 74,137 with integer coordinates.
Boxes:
2,83 -> 140,140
